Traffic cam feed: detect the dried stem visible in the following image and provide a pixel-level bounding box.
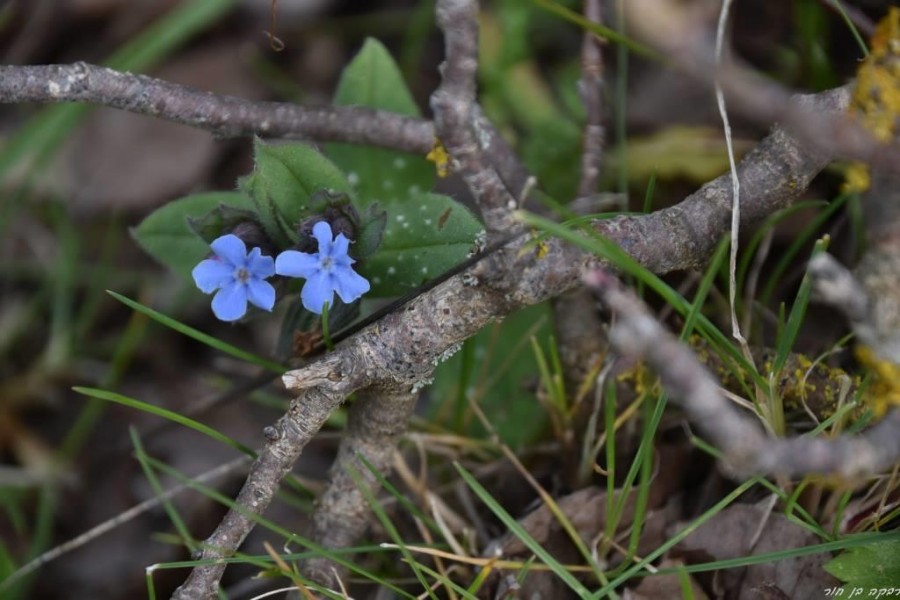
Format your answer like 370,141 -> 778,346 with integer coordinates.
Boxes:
577,0 -> 606,198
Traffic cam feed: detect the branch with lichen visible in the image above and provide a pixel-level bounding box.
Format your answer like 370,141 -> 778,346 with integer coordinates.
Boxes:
170,81 -> 851,597
585,268 -> 900,478
0,10 -> 877,596
430,0 -> 520,237
625,336 -> 862,425
0,62 -> 530,195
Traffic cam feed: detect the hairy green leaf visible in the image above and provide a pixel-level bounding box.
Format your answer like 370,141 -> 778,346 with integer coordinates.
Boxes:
826,539 -> 900,591
242,139 -> 351,245
358,192 -> 481,296
328,38 -> 434,201
131,191 -> 253,278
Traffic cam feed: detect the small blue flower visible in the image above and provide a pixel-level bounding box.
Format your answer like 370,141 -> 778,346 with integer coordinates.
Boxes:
192,234 -> 276,322
275,221 -> 370,314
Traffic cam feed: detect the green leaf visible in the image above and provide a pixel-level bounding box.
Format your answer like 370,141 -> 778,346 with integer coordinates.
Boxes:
522,118 -> 582,201
328,38 -> 434,202
187,203 -> 259,244
355,202 -> 388,259
243,139 -> 352,245
131,191 -> 253,278
431,304 -> 551,447
825,539 -> 900,590
358,192 -> 482,296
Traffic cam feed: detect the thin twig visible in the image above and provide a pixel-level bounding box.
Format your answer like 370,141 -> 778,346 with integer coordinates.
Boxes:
584,268 -> 900,478
431,0 -> 519,237
623,0 -> 900,177
713,0 -> 748,350
577,0 -> 605,198
0,456 -> 250,594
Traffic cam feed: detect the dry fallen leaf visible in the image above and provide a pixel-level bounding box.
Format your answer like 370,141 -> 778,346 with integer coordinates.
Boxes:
673,500 -> 839,599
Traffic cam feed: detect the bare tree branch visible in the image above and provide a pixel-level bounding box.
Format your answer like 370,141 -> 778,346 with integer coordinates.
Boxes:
551,0 -> 609,422
0,62 -> 433,152
586,267 -> 900,478
167,82 -> 852,597
0,62 -> 536,210
172,355 -> 353,599
431,0 -> 519,237
301,384 -> 419,588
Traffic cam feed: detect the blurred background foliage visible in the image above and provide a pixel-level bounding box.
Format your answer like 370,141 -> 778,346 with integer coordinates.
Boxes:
0,0 -> 895,598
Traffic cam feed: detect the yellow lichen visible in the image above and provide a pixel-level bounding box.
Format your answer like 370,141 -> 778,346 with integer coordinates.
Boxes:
426,138 -> 451,178
854,345 -> 900,416
843,8 -> 900,193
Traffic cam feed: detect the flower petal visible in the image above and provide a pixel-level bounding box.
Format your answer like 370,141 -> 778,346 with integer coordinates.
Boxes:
311,221 -> 334,256
246,278 -> 275,312
211,281 -> 249,321
247,247 -> 275,278
210,234 -> 248,267
192,258 -> 233,294
275,250 -> 320,278
333,266 -> 371,304
332,232 -> 351,259
301,271 -> 335,314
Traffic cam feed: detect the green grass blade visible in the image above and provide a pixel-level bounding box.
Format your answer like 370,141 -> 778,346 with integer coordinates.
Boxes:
107,290 -> 286,374
592,478 -> 759,598
519,211 -> 765,389
413,562 -> 480,599
532,0 -> 660,60
0,0 -> 237,181
346,464 -> 440,600
455,463 -> 594,598
72,386 -> 254,456
773,237 -> 829,374
683,236 -> 730,340
356,454 -> 441,534
130,429 -> 198,553
829,0 -> 869,57
651,531 -> 899,576
140,455 -> 413,597
736,200 -> 826,293
760,195 -> 848,307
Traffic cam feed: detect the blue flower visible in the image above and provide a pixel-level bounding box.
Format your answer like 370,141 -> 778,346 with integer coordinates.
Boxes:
275,221 -> 370,314
192,234 -> 276,322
